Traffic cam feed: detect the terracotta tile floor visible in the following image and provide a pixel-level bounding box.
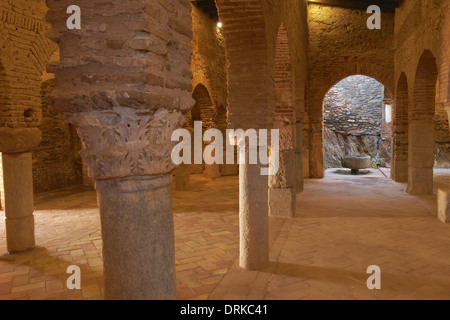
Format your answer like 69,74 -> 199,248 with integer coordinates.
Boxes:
1,169 -> 450,300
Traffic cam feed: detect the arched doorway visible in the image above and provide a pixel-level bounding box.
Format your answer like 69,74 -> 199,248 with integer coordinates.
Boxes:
322,75 -> 391,174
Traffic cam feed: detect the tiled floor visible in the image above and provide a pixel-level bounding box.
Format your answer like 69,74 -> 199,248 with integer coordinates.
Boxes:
1,169 -> 450,300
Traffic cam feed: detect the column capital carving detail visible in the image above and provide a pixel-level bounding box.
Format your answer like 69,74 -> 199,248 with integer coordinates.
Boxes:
69,107 -> 184,180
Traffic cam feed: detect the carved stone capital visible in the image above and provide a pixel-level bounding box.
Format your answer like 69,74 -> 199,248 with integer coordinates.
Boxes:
68,107 -> 185,180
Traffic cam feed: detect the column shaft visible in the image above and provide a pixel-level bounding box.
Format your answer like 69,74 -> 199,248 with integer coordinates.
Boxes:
3,152 -> 35,253
96,175 -> 176,300
239,148 -> 269,270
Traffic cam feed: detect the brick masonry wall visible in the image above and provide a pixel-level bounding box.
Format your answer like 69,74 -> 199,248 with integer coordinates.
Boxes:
190,5 -> 227,133
32,80 -> 83,193
307,4 -> 395,177
0,1 -> 83,195
395,0 -> 450,169
0,0 -> 57,129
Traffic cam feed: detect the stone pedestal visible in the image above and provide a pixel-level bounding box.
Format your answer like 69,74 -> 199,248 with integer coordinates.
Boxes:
239,147 -> 269,270
175,163 -> 190,191
96,175 -> 176,300
3,153 -> 35,253
269,150 -> 296,218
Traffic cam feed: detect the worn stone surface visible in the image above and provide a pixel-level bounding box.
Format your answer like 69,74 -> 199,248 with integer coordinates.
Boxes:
324,76 -> 385,136
239,148 -> 269,270
2,153 -> 35,253
96,175 -> 176,300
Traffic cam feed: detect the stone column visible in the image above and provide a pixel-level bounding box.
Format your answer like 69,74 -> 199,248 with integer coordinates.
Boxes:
269,124 -> 296,218
71,108 -> 186,300
0,128 -> 42,253
239,146 -> 269,270
96,175 -> 176,300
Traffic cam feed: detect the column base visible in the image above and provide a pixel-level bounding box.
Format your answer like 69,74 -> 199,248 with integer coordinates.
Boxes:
269,188 -> 296,218
6,215 -> 35,253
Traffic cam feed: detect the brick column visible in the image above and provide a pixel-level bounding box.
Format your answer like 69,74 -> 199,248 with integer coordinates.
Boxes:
0,128 -> 42,253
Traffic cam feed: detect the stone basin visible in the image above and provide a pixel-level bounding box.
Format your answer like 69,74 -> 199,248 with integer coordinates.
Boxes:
341,155 -> 371,175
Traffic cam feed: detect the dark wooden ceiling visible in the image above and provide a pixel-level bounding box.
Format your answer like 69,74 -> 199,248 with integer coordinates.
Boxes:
191,0 -> 219,21
191,0 -> 401,23
308,0 -> 400,13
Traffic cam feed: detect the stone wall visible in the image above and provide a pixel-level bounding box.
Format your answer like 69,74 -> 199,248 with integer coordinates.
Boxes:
324,76 -> 385,136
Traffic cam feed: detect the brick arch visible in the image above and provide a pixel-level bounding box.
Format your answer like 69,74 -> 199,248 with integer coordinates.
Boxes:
0,5 -> 58,129
189,83 -> 215,131
391,72 -> 409,182
215,0 -> 273,130
407,50 -> 438,195
321,63 -> 394,99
